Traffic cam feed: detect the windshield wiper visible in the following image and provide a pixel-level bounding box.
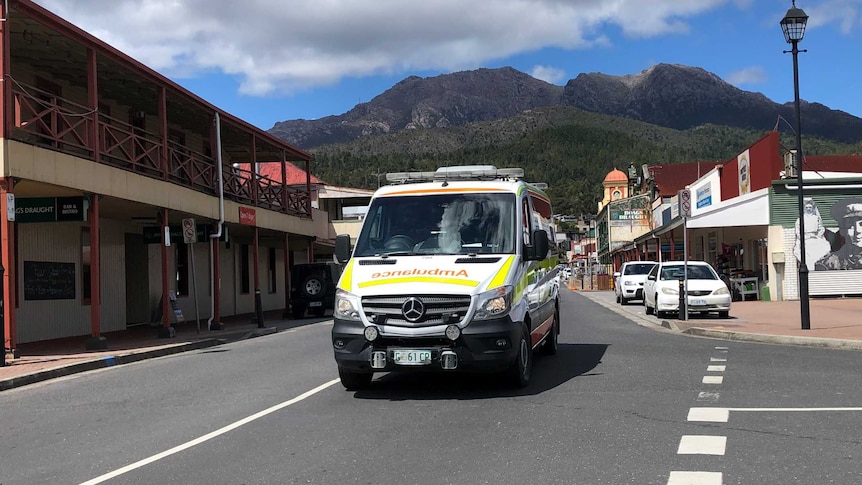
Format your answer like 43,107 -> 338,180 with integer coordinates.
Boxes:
375,251 -> 415,258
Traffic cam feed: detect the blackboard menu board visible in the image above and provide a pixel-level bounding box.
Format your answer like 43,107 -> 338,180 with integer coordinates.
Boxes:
23,261 -> 76,300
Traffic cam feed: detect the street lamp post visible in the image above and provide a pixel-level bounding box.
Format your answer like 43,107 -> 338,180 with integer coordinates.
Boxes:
781,1 -> 811,330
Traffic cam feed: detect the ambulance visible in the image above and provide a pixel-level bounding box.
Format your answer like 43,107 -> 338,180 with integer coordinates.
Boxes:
331,166 -> 561,389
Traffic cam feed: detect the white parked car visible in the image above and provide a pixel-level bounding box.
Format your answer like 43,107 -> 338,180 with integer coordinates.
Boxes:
614,261 -> 657,304
643,261 -> 731,318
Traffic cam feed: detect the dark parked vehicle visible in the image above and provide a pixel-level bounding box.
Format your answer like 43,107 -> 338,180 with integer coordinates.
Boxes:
290,262 -> 342,319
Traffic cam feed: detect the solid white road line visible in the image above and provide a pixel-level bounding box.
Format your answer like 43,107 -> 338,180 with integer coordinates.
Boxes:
77,379 -> 341,485
677,435 -> 727,455
702,376 -> 724,384
706,365 -> 726,372
688,406 -> 862,423
667,471 -> 723,485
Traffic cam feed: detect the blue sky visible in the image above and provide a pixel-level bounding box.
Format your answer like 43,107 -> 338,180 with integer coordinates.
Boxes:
34,0 -> 862,133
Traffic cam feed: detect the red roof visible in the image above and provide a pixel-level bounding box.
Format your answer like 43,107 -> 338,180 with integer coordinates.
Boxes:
236,162 -> 325,185
802,155 -> 862,173
650,160 -> 726,198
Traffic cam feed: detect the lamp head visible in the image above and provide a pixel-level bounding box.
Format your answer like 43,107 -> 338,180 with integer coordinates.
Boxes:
780,1 -> 808,43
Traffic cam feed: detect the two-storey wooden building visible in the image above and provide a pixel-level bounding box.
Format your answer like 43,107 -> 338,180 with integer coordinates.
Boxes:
1,1 -> 324,354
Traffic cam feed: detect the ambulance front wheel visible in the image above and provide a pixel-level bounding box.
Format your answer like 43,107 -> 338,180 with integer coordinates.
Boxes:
338,365 -> 373,390
506,325 -> 532,388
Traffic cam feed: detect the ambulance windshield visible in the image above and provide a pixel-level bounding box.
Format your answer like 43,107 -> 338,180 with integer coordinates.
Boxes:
354,193 -> 516,257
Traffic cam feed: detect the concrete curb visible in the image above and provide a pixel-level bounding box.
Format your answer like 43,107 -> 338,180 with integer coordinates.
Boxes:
0,326 -> 281,392
574,290 -> 862,351
681,327 -> 862,351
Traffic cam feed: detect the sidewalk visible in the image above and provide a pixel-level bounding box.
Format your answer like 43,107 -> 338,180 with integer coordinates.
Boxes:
1,310 -> 329,392
576,289 -> 862,351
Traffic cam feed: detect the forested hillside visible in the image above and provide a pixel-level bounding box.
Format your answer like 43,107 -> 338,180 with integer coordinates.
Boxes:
307,106 -> 861,215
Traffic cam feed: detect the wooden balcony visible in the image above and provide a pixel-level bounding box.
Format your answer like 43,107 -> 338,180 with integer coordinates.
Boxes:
9,82 -> 311,218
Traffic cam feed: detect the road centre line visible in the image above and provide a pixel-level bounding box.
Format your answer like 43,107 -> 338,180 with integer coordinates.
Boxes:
77,379 -> 340,485
688,406 -> 862,423
667,471 -> 722,484
702,376 -> 723,384
709,357 -> 726,362
706,365 -> 726,372
677,435 -> 727,455
714,346 -> 728,350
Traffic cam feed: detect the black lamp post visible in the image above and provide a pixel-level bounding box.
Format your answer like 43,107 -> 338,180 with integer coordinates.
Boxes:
781,1 -> 810,330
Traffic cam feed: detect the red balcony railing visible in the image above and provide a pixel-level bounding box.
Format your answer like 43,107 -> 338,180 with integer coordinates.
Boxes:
9,83 -> 310,218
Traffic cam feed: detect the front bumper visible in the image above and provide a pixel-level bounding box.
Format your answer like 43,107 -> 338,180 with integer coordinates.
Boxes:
332,317 -> 521,373
622,286 -> 644,299
656,293 -> 732,313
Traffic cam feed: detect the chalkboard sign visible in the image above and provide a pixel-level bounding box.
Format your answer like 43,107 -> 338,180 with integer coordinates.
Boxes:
23,261 -> 76,301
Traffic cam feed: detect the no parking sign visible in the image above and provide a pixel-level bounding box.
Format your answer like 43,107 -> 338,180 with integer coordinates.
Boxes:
182,218 -> 196,244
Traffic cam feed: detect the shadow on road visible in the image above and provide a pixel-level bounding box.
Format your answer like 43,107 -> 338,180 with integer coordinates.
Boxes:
350,343 -> 609,400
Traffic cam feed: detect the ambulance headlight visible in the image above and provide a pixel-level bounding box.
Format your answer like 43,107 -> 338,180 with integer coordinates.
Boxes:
474,285 -> 513,320
334,289 -> 361,321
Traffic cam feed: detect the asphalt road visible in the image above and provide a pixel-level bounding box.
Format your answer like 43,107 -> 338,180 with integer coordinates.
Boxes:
1,291 -> 861,484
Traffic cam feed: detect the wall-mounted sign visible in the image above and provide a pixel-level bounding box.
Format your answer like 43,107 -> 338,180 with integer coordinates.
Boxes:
738,149 -> 751,195
239,207 -> 256,226
15,197 -> 87,223
696,185 -> 713,209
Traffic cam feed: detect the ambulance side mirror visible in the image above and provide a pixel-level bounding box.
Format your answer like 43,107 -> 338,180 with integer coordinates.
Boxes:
335,234 -> 352,263
527,230 -> 549,261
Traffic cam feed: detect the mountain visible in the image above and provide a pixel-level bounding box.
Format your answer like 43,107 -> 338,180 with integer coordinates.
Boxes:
269,64 -> 862,149
562,64 -> 862,143
269,67 -> 561,148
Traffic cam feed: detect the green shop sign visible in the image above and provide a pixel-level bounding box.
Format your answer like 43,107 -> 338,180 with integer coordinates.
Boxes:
16,197 -> 87,223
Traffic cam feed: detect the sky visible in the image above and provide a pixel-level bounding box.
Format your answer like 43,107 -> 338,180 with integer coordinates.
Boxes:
32,0 -> 862,133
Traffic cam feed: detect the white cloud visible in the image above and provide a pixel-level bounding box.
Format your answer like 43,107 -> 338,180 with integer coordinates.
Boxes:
530,65 -> 567,84
726,66 -> 768,86
805,0 -> 862,34
32,0 -> 743,96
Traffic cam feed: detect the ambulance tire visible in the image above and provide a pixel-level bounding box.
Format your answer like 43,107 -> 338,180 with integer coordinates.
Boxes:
338,365 -> 372,390
506,325 -> 532,388
541,305 -> 560,355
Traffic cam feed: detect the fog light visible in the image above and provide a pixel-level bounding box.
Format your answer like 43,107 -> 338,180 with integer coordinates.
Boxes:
445,325 -> 461,341
363,326 -> 379,342
494,338 -> 509,349
333,339 -> 346,349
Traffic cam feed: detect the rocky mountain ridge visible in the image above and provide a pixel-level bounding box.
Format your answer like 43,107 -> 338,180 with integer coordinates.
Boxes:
268,64 -> 862,149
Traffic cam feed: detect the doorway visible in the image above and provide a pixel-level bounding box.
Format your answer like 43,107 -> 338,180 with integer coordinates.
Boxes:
125,233 -> 150,326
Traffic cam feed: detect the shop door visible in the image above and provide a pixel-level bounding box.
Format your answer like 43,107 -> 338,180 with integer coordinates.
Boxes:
125,233 -> 150,326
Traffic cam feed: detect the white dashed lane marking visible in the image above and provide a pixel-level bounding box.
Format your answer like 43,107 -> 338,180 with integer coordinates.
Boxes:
667,471 -> 723,484
709,357 -> 726,362
677,435 -> 727,455
702,375 -> 723,384
706,365 -> 726,372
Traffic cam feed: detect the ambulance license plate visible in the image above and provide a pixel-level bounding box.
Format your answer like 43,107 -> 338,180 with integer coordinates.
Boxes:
392,349 -> 432,365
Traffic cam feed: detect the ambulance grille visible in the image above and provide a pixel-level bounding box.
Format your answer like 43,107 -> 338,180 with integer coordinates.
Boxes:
361,295 -> 472,327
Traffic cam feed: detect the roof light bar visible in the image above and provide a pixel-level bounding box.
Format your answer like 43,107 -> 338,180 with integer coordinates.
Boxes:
385,166 -> 525,184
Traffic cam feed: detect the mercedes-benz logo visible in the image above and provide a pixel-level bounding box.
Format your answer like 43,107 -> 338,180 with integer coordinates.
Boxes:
401,297 -> 425,322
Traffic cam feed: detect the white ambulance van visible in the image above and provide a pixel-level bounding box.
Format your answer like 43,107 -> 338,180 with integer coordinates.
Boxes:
331,166 -> 561,389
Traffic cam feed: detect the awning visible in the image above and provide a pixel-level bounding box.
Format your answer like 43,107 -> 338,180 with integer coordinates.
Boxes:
686,188 -> 769,228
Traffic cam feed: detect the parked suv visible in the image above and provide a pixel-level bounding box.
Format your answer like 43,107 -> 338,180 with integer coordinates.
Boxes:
291,262 -> 342,319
